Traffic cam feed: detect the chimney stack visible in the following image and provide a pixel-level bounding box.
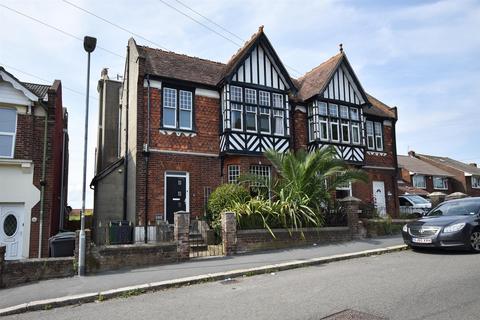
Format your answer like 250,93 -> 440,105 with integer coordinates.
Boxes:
101,68 -> 109,80
469,163 -> 477,168
408,150 -> 416,157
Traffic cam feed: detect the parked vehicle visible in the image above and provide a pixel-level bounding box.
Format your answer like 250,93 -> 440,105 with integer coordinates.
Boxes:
402,197 -> 480,252
399,195 -> 432,217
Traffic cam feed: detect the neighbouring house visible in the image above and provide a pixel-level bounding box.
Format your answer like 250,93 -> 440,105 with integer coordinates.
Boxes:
91,26 -> 400,243
397,153 -> 454,195
411,152 -> 480,197
0,66 -> 68,259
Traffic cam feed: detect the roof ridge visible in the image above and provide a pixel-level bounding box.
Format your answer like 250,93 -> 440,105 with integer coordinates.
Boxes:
139,45 -> 226,66
21,81 -> 51,87
297,52 -> 343,81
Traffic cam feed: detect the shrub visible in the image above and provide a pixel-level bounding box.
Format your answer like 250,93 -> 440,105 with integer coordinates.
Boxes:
207,184 -> 250,234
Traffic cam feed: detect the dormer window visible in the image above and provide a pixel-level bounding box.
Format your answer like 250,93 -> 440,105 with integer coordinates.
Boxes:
0,108 -> 17,158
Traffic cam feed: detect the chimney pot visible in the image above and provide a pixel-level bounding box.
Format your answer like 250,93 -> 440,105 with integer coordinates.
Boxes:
101,68 -> 109,80
408,150 -> 416,157
469,163 -> 477,168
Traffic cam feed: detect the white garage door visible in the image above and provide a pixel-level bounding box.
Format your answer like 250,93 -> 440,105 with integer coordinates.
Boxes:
0,204 -> 24,260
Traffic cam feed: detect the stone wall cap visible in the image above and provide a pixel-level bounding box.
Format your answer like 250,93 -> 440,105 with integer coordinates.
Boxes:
338,196 -> 362,203
173,211 -> 190,215
428,192 -> 447,197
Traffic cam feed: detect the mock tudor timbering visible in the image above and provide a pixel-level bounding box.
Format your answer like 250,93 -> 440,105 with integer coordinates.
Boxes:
91,27 -> 400,241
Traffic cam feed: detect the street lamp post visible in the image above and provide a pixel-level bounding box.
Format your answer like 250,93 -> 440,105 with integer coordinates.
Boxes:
78,36 -> 97,276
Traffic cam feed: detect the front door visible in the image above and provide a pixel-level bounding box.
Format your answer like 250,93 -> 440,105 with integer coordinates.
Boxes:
0,204 -> 23,260
165,173 -> 188,224
372,181 -> 387,217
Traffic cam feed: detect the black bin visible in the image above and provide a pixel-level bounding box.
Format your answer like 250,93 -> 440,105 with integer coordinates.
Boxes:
49,232 -> 76,257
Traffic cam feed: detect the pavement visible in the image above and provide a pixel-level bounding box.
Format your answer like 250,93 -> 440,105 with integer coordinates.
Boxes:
5,248 -> 480,320
0,236 -> 404,313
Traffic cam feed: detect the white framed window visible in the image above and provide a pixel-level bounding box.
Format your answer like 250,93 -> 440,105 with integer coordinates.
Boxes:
472,176 -> 480,189
259,107 -> 270,134
273,110 -> 284,135
330,119 -> 340,142
433,176 -> 448,190
245,88 -> 257,104
272,93 -> 283,108
352,123 -> 360,144
230,86 -> 242,102
329,104 -> 339,117
0,108 -> 17,158
374,122 -> 383,151
366,121 -> 375,150
340,105 -> 349,119
350,108 -> 359,121
320,117 -> 329,141
250,165 -> 271,185
341,120 -> 350,143
318,102 -> 328,116
179,90 -> 192,130
163,87 -> 177,128
259,91 -> 270,106
228,165 -> 240,184
413,175 -> 426,189
245,106 -> 257,132
231,103 -> 243,131
336,182 -> 352,199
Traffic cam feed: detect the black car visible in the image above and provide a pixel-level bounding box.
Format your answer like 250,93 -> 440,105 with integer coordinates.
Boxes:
402,197 -> 480,252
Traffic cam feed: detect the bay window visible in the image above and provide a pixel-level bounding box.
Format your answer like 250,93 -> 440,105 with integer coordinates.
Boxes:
0,108 -> 16,158
273,110 -> 284,135
231,104 -> 243,130
245,106 -> 257,132
433,176 -> 448,190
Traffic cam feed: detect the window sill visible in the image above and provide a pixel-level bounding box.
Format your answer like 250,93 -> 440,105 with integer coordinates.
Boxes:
159,129 -> 196,137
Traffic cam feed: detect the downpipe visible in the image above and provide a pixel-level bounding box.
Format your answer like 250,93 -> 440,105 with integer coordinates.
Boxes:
38,101 -> 49,258
143,75 -> 151,243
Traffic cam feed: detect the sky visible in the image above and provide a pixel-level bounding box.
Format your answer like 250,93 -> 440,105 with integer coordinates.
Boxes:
1,0 -> 479,209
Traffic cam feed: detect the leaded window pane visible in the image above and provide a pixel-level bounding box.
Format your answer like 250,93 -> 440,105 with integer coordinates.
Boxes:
329,104 -> 339,117
272,93 -> 283,108
319,102 -> 328,116
231,86 -> 242,102
340,106 -> 349,119
245,88 -> 257,104
259,91 -> 270,106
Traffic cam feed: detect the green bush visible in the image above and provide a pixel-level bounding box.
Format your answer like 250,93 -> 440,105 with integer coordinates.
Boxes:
207,184 -> 250,234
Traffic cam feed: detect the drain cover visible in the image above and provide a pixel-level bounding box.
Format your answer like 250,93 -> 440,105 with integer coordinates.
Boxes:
321,309 -> 386,320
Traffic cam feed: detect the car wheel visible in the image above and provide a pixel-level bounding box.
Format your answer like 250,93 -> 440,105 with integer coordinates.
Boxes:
470,231 -> 480,252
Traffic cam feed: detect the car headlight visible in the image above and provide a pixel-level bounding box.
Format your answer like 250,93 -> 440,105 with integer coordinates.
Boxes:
443,223 -> 466,233
402,224 -> 408,232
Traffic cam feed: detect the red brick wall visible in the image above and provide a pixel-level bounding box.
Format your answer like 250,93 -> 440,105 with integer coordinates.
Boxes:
353,169 -> 399,217
364,123 -> 395,168
292,108 -> 307,151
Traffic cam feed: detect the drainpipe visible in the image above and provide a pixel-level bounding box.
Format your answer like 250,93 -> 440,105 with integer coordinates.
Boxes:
391,108 -> 399,215
144,75 -> 151,243
59,126 -> 67,231
38,101 -> 49,258
123,45 -> 130,222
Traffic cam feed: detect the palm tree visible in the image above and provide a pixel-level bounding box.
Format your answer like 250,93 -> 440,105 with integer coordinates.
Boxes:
264,146 -> 368,229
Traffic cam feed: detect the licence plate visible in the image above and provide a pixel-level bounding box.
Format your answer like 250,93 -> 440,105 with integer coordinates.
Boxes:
412,238 -> 432,244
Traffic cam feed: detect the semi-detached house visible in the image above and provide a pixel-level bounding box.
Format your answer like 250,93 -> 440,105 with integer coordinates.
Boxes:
91,27 -> 400,242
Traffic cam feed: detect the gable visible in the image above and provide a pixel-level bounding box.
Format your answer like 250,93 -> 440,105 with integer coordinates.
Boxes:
0,81 -> 33,106
231,43 -> 290,91
322,62 -> 365,105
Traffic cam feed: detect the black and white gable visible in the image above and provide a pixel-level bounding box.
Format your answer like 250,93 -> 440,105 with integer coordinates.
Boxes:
321,60 -> 366,105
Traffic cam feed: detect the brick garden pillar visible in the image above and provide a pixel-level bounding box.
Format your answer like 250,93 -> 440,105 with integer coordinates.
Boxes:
428,192 -> 446,208
221,212 -> 236,255
339,196 -> 362,239
174,211 -> 190,261
0,245 -> 5,288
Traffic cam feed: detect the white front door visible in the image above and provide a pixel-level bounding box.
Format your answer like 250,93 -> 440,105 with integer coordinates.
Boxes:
0,204 -> 24,260
372,181 -> 387,217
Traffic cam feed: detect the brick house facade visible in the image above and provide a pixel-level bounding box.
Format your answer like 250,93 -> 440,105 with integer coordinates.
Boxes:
0,67 -> 68,259
92,27 -> 400,241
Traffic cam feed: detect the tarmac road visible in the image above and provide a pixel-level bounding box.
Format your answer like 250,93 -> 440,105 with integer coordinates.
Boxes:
6,248 -> 480,320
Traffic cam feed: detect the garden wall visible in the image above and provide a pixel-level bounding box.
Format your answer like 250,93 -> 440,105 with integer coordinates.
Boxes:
0,245 -> 74,288
236,227 -> 352,253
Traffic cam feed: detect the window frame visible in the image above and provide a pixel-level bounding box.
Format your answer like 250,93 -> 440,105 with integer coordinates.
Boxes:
366,121 -> 375,150
341,120 -> 350,144
330,119 -> 340,142
472,176 -> 480,189
228,165 -> 240,184
413,175 -> 426,189
351,122 -> 360,145
245,105 -> 257,133
259,107 -> 271,134
0,108 -> 17,159
433,176 -> 448,190
231,103 -> 243,131
273,109 -> 285,136
374,121 -> 384,151
162,86 -> 195,131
